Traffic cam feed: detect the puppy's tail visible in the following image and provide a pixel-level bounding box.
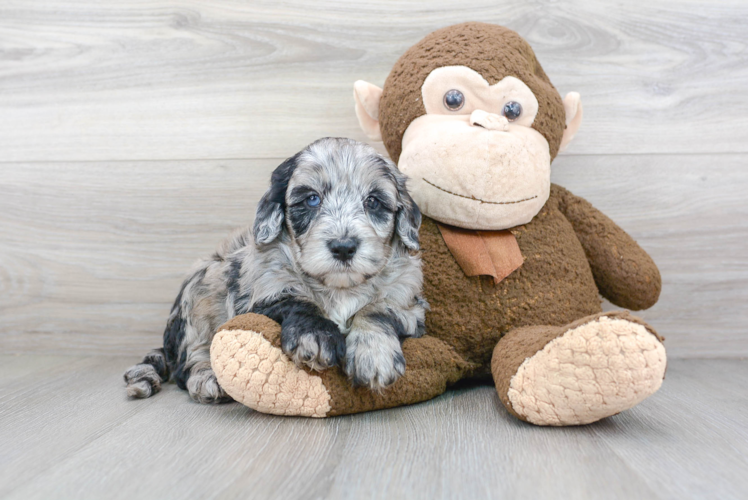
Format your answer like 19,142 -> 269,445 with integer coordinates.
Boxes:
123,348 -> 170,399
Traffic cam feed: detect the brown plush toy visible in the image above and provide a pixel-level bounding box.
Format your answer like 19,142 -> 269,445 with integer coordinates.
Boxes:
211,22 -> 666,425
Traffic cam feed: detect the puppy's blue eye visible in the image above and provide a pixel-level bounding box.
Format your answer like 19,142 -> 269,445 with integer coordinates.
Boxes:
306,194 -> 321,207
365,196 -> 380,210
502,101 -> 522,121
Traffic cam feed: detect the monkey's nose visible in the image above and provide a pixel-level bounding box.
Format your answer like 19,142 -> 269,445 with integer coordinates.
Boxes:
328,238 -> 359,262
470,110 -> 509,131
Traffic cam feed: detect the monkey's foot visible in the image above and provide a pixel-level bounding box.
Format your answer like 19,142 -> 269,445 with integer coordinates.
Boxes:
210,314 -> 332,417
492,311 -> 667,426
211,313 -> 469,418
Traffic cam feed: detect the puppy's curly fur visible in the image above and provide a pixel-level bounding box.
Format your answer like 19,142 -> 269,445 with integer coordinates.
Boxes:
124,138 -> 427,403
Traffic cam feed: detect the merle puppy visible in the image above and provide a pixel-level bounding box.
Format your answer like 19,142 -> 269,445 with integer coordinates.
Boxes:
124,138 -> 427,403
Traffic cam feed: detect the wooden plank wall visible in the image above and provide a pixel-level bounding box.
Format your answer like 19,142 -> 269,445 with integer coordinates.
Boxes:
1,0 -> 746,357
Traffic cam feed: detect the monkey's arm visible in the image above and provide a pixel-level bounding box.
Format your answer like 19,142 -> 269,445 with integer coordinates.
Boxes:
555,185 -> 661,310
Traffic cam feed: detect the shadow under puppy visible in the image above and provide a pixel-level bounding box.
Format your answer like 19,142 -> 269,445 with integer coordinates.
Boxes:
124,137 -> 427,403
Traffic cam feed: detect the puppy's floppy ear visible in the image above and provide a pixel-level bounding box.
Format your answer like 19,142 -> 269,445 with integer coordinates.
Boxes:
253,153 -> 299,246
393,170 -> 421,252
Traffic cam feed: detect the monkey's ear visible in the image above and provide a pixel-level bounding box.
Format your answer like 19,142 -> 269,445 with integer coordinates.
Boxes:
354,80 -> 383,142
253,154 -> 298,245
559,92 -> 583,153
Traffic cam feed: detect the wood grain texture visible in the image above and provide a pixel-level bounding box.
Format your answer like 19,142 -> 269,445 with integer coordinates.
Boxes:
0,356 -> 152,498
552,153 -> 748,357
2,154 -> 746,357
0,0 -> 747,161
1,356 -> 745,499
1,5 -> 745,498
0,159 -> 274,354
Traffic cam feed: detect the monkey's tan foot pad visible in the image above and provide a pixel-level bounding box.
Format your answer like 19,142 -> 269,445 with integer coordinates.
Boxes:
493,312 -> 667,426
210,313 -> 334,417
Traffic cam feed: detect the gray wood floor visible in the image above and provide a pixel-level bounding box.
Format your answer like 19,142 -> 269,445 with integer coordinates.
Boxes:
0,356 -> 746,500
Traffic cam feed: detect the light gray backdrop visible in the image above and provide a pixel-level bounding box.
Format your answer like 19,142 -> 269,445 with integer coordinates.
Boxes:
1,0 -> 746,358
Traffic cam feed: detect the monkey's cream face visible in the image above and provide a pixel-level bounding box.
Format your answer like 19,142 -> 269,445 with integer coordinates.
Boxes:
397,66 -> 552,230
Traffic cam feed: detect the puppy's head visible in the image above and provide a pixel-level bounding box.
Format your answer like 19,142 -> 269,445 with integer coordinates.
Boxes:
254,137 -> 420,289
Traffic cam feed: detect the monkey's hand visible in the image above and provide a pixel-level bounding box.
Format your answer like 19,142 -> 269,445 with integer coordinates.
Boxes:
555,185 -> 661,310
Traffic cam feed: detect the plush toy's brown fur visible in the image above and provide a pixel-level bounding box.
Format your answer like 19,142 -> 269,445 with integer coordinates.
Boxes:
379,23 -> 566,163
420,185 -> 661,374
210,23 -> 667,425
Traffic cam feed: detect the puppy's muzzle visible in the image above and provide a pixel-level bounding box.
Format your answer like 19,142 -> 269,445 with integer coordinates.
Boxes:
328,237 -> 359,262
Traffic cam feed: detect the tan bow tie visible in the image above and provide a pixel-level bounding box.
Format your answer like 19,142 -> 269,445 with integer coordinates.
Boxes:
436,223 -> 524,284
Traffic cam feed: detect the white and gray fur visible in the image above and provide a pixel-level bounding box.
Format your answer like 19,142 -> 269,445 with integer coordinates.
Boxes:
124,138 -> 428,403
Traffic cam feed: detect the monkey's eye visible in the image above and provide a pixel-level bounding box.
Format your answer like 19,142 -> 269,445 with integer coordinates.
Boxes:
365,196 -> 381,210
502,101 -> 522,121
443,89 -> 465,111
306,194 -> 321,207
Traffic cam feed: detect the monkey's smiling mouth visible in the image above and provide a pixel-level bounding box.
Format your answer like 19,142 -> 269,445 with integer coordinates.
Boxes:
422,178 -> 538,205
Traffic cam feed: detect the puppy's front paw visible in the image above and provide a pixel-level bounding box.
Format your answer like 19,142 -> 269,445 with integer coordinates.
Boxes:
345,330 -> 405,391
187,367 -> 233,404
281,317 -> 346,371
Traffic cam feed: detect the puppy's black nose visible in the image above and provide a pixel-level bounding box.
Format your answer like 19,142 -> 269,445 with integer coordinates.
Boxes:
328,238 -> 358,262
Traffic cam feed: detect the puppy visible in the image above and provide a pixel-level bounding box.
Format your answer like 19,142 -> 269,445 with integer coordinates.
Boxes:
124,138 -> 427,403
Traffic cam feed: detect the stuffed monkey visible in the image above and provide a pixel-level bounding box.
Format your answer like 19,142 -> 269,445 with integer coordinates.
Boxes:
211,23 -> 666,425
